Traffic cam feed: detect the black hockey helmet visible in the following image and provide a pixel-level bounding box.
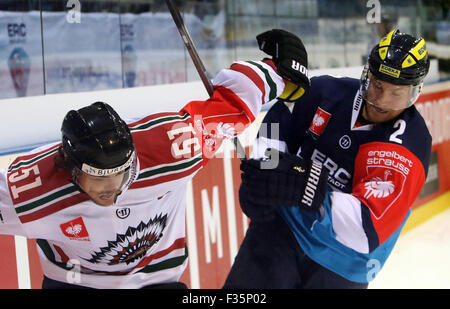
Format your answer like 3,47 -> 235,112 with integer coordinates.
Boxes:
61,102 -> 136,178
368,29 -> 429,85
361,29 -> 430,108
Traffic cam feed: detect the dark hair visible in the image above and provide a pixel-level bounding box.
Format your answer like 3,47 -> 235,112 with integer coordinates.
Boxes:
54,147 -> 82,179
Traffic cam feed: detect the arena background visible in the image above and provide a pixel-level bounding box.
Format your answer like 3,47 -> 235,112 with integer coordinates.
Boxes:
0,0 -> 449,288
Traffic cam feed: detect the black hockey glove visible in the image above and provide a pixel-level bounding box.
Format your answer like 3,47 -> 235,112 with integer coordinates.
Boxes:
256,29 -> 310,101
238,150 -> 329,221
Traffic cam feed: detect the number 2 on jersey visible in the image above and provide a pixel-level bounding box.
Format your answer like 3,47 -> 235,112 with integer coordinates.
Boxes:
389,119 -> 406,144
8,165 -> 42,199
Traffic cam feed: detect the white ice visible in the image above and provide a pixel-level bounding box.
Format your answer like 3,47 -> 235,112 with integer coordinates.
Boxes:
369,207 -> 450,289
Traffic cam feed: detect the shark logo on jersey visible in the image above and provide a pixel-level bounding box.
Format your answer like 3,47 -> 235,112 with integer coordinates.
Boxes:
84,214 -> 167,265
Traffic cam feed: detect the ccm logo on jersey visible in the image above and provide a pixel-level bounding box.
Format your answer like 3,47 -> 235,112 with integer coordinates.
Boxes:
309,107 -> 331,136
60,217 -> 90,241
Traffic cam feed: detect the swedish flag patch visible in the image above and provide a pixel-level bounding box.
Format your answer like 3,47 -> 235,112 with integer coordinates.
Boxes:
379,64 -> 401,78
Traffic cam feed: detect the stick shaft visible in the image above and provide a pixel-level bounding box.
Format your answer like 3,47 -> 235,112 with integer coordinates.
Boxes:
165,0 -> 247,159
165,0 -> 213,96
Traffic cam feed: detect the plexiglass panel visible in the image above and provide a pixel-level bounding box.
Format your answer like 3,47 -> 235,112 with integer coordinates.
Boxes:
0,0 -> 447,100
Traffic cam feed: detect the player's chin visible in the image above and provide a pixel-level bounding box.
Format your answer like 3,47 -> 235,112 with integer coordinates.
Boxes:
91,194 -> 117,206
367,108 -> 395,123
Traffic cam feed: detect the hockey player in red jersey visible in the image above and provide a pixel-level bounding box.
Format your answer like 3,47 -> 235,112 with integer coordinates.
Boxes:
0,30 -> 309,289
224,29 -> 432,288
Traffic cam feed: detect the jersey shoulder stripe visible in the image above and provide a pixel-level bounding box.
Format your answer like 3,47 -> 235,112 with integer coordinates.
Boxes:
7,144 -> 86,224
136,154 -> 202,180
213,60 -> 284,121
129,112 -> 190,133
131,155 -> 203,189
8,143 -> 60,173
229,62 -> 267,107
129,112 -> 204,188
19,193 -> 89,224
15,183 -> 77,213
245,60 -> 279,101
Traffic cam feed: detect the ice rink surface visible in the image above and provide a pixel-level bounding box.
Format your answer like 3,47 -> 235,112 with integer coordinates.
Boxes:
369,207 -> 450,289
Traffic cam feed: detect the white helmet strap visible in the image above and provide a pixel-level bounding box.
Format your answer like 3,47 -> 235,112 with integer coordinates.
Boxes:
81,151 -> 136,176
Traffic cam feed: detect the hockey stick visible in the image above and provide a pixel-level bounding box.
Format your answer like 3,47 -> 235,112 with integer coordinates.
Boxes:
165,0 -> 247,160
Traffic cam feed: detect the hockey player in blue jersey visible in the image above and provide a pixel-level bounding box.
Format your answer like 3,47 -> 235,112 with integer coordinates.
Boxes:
224,29 -> 431,289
